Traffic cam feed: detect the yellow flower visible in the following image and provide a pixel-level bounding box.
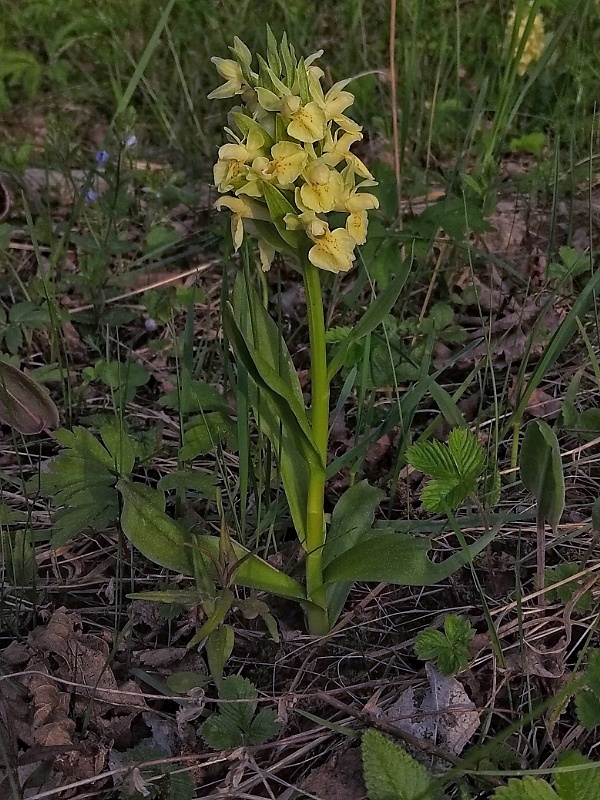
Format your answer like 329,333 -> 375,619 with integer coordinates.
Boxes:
258,239 -> 276,272
338,191 -> 380,245
296,162 -> 344,214
506,5 -> 545,76
323,130 -> 373,180
269,142 -> 308,186
213,130 -> 265,193
214,196 -> 270,250
281,96 -> 327,143
237,142 -> 308,198
306,222 -> 356,273
207,58 -> 245,100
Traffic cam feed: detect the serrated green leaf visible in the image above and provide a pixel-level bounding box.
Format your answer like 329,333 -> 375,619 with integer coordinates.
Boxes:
554,751 -> 600,800
444,614 -> 475,646
492,777 -> 559,800
100,421 -> 136,475
448,428 -> 486,480
421,476 -> 465,513
407,440 -> 457,479
118,478 -> 194,575
247,709 -> 281,745
219,676 -> 258,730
576,691 -> 600,729
521,420 -> 565,530
199,713 -> 244,750
361,729 -> 440,800
157,471 -> 218,496
414,629 -> 448,661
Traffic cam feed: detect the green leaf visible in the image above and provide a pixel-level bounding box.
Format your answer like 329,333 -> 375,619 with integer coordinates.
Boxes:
545,563 -> 594,614
520,420 -> 565,530
194,534 -> 306,601
199,675 -> 280,750
99,421 -> 136,476
323,527 -> 497,587
117,478 -> 195,575
166,671 -> 210,694
206,624 -> 235,686
158,380 -> 228,414
407,429 -> 486,512
323,481 -> 385,567
327,261 -> 411,382
361,729 -> 441,800
181,412 -> 234,459
576,651 -> 600,728
232,272 -> 310,543
260,179 -> 302,250
247,709 -> 281,745
492,777 -> 559,800
157,471 -> 218,496
323,481 -> 384,627
554,751 -> 600,800
0,360 -> 59,434
223,302 -> 319,467
414,614 -> 474,675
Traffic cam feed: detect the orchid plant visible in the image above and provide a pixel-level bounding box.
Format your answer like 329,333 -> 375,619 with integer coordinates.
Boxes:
198,30 -> 496,635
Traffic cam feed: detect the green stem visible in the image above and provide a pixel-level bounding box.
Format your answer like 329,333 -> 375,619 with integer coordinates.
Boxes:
303,260 -> 330,635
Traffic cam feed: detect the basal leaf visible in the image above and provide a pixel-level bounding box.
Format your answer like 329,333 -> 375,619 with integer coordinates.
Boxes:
323,527 -> 496,587
520,420 -> 565,530
118,478 -> 195,575
194,534 -> 306,601
323,481 -> 385,567
323,480 -> 385,627
0,360 -> 59,434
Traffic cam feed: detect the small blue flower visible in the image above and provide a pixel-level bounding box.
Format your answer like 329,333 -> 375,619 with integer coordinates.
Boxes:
86,188 -> 98,202
125,134 -> 137,148
95,150 -> 109,165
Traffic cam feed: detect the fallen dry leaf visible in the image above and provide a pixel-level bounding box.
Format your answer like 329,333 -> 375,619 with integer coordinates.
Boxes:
382,663 -> 480,769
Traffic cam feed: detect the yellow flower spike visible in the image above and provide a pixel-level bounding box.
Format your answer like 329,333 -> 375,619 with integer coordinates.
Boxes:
207,58 -> 246,100
506,4 -> 545,76
297,162 -> 344,214
214,196 -> 270,251
306,222 -> 356,274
